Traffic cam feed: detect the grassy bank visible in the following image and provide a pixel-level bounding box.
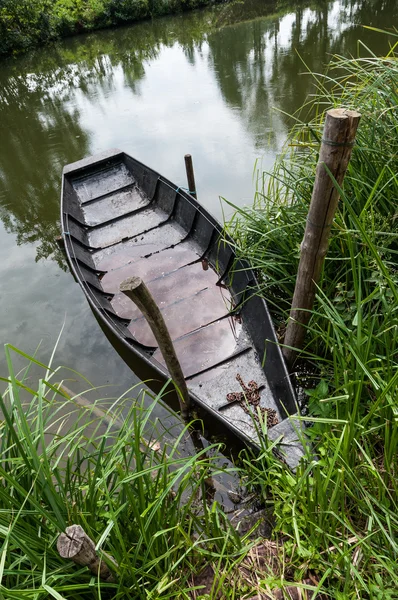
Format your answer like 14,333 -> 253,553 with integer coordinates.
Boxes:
1,36 -> 397,600
225,37 -> 398,596
0,344 -> 242,599
0,0 -> 225,56
0,344 -> 323,599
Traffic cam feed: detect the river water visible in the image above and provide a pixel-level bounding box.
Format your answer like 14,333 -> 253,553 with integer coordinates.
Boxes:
0,0 -> 395,393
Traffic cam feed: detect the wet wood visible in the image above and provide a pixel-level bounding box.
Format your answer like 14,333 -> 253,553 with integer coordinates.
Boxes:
57,524 -> 116,582
93,224 -> 186,272
120,276 -> 190,418
127,287 -> 230,347
283,108 -> 361,367
101,244 -> 198,294
153,317 -> 242,379
61,149 -> 299,465
184,154 -> 197,198
111,261 -> 220,318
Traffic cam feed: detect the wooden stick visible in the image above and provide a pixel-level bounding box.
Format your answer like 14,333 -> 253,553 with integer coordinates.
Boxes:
120,276 -> 190,419
283,108 -> 361,367
184,154 -> 197,199
57,524 -> 116,582
55,235 -> 65,251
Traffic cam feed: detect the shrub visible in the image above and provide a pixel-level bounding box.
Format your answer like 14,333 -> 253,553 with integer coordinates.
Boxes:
105,0 -> 151,22
0,0 -> 54,54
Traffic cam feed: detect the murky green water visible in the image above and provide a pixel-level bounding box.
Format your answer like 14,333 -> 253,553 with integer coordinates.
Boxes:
0,0 -> 395,389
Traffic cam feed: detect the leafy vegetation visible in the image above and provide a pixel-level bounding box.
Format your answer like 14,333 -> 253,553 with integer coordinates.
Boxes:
225,37 -> 398,597
0,0 -> 225,56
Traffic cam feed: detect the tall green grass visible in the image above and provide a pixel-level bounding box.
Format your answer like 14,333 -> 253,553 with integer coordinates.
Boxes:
226,38 -> 398,597
0,343 -> 252,599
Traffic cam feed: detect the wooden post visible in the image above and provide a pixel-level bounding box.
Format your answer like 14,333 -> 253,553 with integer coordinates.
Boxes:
57,525 -> 116,582
184,154 -> 197,199
120,276 -> 190,419
283,108 -> 361,367
55,235 -> 65,251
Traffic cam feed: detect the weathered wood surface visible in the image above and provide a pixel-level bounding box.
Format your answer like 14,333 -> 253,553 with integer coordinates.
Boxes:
120,276 -> 190,418
184,154 -> 197,198
61,148 -> 300,463
57,524 -> 116,582
283,108 -> 361,367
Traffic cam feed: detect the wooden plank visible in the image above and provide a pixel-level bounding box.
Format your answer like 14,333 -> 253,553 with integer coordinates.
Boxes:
283,108 -> 360,366
128,287 -> 231,347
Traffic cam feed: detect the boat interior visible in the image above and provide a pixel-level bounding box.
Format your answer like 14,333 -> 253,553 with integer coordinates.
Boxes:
61,150 -> 298,449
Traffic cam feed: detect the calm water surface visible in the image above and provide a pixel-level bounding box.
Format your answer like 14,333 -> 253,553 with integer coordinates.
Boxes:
0,0 -> 395,391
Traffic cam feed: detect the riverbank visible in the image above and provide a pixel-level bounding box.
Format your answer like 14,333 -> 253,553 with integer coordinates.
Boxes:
0,343 -> 317,599
0,0 -> 226,56
1,19 -> 397,600
225,36 -> 398,597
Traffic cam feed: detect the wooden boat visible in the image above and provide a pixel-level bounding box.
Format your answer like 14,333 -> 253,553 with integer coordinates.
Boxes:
61,149 -> 304,467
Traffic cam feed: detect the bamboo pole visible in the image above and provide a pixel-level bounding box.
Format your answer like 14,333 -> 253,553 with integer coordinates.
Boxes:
57,525 -> 117,582
120,276 -> 190,419
184,154 -> 197,198
283,108 -> 361,367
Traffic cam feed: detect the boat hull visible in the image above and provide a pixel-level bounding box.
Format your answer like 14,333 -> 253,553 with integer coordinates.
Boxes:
61,149 -> 304,467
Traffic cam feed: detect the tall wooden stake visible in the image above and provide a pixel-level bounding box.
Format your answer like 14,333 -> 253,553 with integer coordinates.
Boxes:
120,276 -> 191,419
283,108 -> 361,367
184,154 -> 197,198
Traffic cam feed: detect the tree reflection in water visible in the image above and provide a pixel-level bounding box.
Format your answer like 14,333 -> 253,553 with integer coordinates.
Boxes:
0,0 -> 395,266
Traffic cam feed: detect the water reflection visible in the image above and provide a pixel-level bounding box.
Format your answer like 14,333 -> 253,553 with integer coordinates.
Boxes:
0,68 -> 92,268
0,0 -> 395,266
0,0 -> 395,380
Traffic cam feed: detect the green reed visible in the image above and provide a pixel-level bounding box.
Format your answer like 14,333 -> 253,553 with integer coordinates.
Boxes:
226,38 -> 398,597
0,343 -> 253,599
2,35 -> 398,600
